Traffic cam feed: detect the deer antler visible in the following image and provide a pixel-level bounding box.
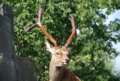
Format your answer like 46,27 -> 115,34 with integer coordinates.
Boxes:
25,8 -> 58,47
65,16 -> 76,48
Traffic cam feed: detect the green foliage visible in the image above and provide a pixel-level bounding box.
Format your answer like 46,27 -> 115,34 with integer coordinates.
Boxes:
2,0 -> 120,81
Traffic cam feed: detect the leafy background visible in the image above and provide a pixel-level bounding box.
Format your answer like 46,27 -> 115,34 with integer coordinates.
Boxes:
1,0 -> 120,81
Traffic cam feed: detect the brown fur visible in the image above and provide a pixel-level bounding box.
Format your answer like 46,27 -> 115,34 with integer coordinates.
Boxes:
49,66 -> 81,81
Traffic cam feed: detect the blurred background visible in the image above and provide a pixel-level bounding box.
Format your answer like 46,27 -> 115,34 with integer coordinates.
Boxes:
1,0 -> 120,81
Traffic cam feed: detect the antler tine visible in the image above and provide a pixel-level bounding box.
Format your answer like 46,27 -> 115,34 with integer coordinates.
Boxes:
24,8 -> 43,33
65,16 -> 76,48
37,8 -> 43,23
24,24 -> 37,33
37,8 -> 58,47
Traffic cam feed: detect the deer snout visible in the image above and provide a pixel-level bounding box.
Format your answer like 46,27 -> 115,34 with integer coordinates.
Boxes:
65,59 -> 70,64
62,58 -> 69,65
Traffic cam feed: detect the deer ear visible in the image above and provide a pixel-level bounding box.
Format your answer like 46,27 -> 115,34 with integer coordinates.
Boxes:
67,47 -> 72,52
46,42 -> 53,52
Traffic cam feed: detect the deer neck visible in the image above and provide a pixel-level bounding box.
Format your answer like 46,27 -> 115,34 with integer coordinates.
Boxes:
49,60 -> 66,81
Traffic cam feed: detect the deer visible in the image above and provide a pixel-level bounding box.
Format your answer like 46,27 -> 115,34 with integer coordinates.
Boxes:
25,8 -> 81,81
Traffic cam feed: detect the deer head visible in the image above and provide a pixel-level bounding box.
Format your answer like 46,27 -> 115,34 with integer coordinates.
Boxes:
46,42 -> 72,67
25,8 -> 76,66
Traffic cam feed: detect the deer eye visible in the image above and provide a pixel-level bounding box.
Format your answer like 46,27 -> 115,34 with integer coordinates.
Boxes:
67,54 -> 69,56
56,52 -> 59,55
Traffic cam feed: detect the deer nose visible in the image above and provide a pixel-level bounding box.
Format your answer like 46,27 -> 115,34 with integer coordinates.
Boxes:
65,59 -> 70,64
